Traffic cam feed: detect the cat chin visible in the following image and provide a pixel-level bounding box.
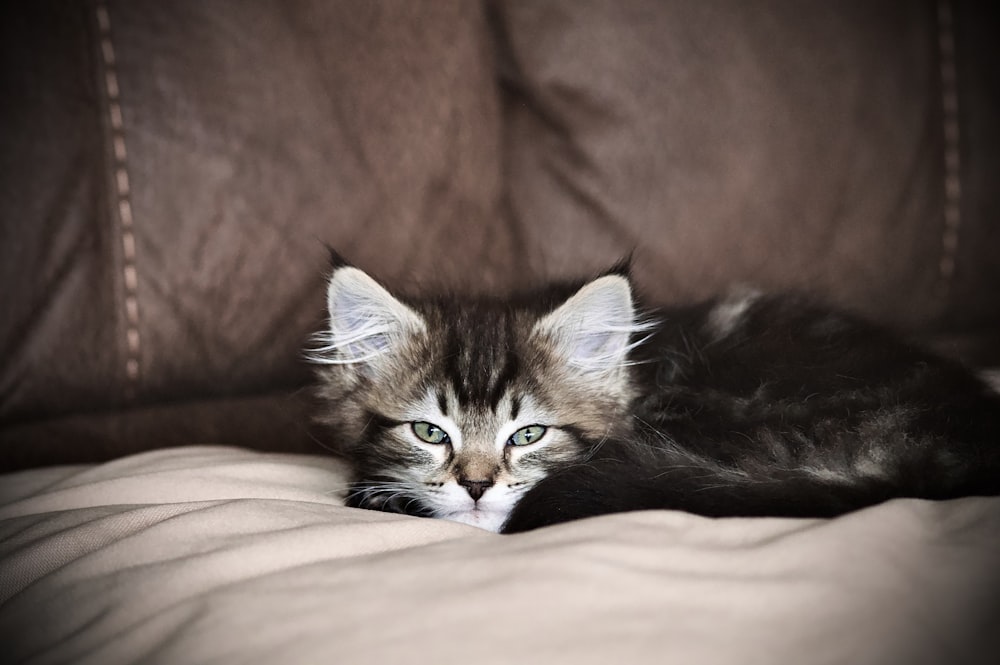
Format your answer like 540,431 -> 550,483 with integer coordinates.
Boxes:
438,508 -> 509,533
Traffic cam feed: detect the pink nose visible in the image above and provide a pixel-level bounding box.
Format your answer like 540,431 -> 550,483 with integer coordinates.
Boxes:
459,478 -> 493,501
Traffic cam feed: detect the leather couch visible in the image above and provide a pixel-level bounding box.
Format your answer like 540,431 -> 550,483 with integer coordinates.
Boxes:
2,0 -> 997,471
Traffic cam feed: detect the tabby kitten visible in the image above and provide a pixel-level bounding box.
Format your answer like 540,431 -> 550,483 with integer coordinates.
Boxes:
310,262 -> 1000,533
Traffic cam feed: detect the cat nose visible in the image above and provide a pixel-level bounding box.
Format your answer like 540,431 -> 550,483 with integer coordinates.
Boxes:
459,478 -> 494,502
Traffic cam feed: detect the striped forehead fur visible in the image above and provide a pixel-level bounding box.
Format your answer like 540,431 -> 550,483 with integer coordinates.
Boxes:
310,266 -> 654,402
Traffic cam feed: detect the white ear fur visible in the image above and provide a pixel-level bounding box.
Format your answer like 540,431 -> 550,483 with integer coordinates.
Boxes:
533,275 -> 641,374
307,267 -> 425,371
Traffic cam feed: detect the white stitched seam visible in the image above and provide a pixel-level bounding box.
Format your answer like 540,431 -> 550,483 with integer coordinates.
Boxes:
937,0 -> 961,297
97,3 -> 141,391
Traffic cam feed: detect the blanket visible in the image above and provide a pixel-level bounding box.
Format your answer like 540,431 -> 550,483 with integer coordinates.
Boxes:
1,446 -> 998,664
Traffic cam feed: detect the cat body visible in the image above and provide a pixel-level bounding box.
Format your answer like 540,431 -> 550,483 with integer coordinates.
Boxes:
310,263 -> 1000,533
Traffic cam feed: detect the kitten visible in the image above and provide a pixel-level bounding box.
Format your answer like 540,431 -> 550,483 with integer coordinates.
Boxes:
309,261 -> 1000,533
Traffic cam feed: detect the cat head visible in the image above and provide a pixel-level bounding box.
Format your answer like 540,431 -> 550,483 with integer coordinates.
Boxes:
309,264 -> 649,532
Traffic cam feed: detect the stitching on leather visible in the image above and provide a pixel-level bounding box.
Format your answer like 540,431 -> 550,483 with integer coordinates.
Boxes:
936,0 -> 961,299
97,3 -> 141,395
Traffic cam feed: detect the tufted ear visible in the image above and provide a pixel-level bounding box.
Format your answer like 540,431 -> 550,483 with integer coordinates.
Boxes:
533,274 -> 642,374
307,267 -> 425,375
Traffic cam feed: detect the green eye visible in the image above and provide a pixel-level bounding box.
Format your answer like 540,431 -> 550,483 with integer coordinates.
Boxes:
508,425 -> 547,447
412,421 -> 450,445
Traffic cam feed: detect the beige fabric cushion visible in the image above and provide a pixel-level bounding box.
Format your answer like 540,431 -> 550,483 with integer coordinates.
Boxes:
1,446 -> 998,664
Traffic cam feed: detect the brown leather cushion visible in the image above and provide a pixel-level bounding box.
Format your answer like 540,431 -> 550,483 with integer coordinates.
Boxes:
493,0 -> 1000,360
0,1 -> 511,446
0,391 -> 320,471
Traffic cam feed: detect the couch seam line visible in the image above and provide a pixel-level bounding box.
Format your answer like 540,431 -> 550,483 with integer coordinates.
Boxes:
96,3 -> 141,397
936,0 -> 961,301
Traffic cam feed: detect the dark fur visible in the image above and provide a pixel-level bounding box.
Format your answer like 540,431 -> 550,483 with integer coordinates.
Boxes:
502,293 -> 1000,532
311,260 -> 1000,533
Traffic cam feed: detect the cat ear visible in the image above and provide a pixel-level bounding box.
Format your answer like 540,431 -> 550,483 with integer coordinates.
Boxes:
308,267 -> 426,373
533,274 -> 639,374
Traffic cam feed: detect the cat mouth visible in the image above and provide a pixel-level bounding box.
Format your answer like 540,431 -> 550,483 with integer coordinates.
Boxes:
438,507 -> 509,533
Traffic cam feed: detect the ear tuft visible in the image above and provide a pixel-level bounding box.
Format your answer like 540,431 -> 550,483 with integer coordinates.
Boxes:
306,267 -> 425,372
533,274 -> 646,374
605,254 -> 634,279
326,246 -> 352,270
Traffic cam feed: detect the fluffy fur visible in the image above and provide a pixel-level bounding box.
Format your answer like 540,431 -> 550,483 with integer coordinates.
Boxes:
310,262 -> 1000,533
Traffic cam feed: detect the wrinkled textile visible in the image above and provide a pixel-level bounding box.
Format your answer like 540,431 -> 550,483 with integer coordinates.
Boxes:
1,446 -> 998,664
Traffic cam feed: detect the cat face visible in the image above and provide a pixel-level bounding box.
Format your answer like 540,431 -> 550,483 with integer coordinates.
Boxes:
310,266 -> 646,532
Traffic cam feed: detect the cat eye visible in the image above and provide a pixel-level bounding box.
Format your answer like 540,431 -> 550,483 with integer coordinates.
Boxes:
412,421 -> 450,445
508,425 -> 547,447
